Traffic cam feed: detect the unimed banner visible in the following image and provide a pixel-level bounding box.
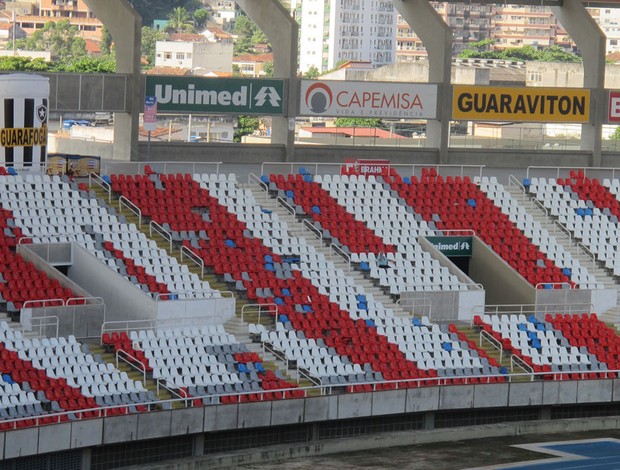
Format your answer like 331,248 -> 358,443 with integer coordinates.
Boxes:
145,76 -> 285,115
299,80 -> 438,119
452,85 -> 590,123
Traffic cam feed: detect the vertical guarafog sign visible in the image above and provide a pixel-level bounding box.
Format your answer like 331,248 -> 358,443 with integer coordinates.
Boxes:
0,74 -> 49,168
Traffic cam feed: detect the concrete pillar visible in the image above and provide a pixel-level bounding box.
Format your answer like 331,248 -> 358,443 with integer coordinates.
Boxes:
551,0 -> 605,166
236,0 -> 298,161
83,0 -> 142,161
393,0 -> 452,164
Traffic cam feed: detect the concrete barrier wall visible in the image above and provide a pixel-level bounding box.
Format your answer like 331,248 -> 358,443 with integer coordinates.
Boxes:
4,379 -> 620,459
468,237 -> 535,306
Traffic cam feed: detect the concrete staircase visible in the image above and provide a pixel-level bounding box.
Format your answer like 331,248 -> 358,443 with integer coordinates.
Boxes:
505,183 -> 620,323
87,343 -> 185,409
245,183 -> 409,318
456,322 -> 532,382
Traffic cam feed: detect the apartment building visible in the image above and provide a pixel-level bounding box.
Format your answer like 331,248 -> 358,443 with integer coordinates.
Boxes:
296,0 -> 397,73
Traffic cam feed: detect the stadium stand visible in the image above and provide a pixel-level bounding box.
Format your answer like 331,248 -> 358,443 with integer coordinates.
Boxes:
528,173 -> 620,279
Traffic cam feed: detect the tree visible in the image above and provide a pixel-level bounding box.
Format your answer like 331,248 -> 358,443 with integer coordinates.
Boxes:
15,20 -> 87,62
304,66 -> 320,79
610,127 -> 620,140
101,26 -> 113,55
233,13 -> 270,54
59,55 -> 116,73
167,6 -> 193,33
458,41 -> 581,63
0,56 -> 50,72
234,116 -> 260,142
334,117 -> 386,129
141,26 -> 168,68
193,8 -> 209,30
262,62 -> 274,77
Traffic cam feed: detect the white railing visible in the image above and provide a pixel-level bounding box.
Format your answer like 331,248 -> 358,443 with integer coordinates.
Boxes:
180,245 -> 205,278
116,349 -> 147,384
329,243 -> 351,271
276,196 -> 296,216
241,303 -> 278,324
260,162 -> 485,181
302,218 -> 322,241
480,329 -> 504,364
29,315 -> 59,339
149,220 -> 173,251
510,354 -> 534,379
119,195 -> 142,228
102,161 -> 223,177
248,172 -> 269,200
88,172 -> 112,203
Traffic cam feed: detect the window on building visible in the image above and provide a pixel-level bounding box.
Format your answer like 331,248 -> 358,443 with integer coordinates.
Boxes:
164,52 -> 172,60
177,52 -> 185,60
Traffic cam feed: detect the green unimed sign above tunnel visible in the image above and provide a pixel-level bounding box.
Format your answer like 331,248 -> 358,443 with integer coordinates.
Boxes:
144,76 -> 286,115
426,236 -> 473,257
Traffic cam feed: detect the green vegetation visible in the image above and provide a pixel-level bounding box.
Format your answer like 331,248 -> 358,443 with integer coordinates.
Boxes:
233,12 -> 270,55
166,6 -> 193,33
234,116 -> 260,142
129,0 -> 203,27
334,117 -> 386,129
141,26 -> 168,68
304,66 -> 320,79
458,40 -> 581,63
13,20 -> 87,63
609,127 -> 620,140
0,55 -> 115,73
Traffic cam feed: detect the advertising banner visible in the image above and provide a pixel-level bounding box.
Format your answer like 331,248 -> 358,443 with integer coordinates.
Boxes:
145,76 -> 285,115
0,74 -> 49,168
426,236 -> 473,257
144,96 -> 158,131
452,85 -> 590,123
341,159 -> 390,175
300,80 -> 438,119
608,91 -> 620,123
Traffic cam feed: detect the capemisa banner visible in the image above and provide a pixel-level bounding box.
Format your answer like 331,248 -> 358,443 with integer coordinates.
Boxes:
299,80 -> 438,119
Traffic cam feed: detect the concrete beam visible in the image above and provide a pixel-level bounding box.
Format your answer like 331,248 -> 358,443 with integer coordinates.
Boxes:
236,0 -> 298,161
83,0 -> 142,161
551,0 -> 605,166
393,0 -> 452,164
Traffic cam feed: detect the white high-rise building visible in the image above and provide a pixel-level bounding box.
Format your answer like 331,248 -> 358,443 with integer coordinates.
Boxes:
296,0 -> 397,73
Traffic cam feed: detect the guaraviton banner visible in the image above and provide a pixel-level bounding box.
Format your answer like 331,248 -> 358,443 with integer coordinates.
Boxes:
452,85 -> 590,123
299,80 -> 438,119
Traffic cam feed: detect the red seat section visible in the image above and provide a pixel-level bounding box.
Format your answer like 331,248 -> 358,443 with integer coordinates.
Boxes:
387,169 -> 572,288
546,313 -> 620,376
559,171 -> 620,217
269,174 -> 393,255
0,208 -> 75,311
110,173 -> 432,387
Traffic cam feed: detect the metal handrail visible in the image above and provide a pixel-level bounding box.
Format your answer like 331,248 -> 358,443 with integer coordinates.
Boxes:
180,245 -> 205,278
472,303 -> 596,319
510,355 -> 534,379
329,243 -> 351,270
149,220 -> 172,251
118,195 -> 142,228
576,241 -> 598,272
116,349 -> 147,384
100,319 -> 157,344
248,173 -> 269,200
526,165 -> 620,181
534,282 -> 574,290
66,296 -> 104,306
480,329 -> 504,363
156,379 -> 189,406
22,298 -> 65,309
302,218 -> 322,241
276,196 -> 296,216
89,172 -> 112,203
241,303 -> 278,323
260,162 -> 486,181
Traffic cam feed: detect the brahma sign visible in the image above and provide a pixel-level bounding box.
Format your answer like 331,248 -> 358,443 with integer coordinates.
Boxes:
300,80 -> 438,119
